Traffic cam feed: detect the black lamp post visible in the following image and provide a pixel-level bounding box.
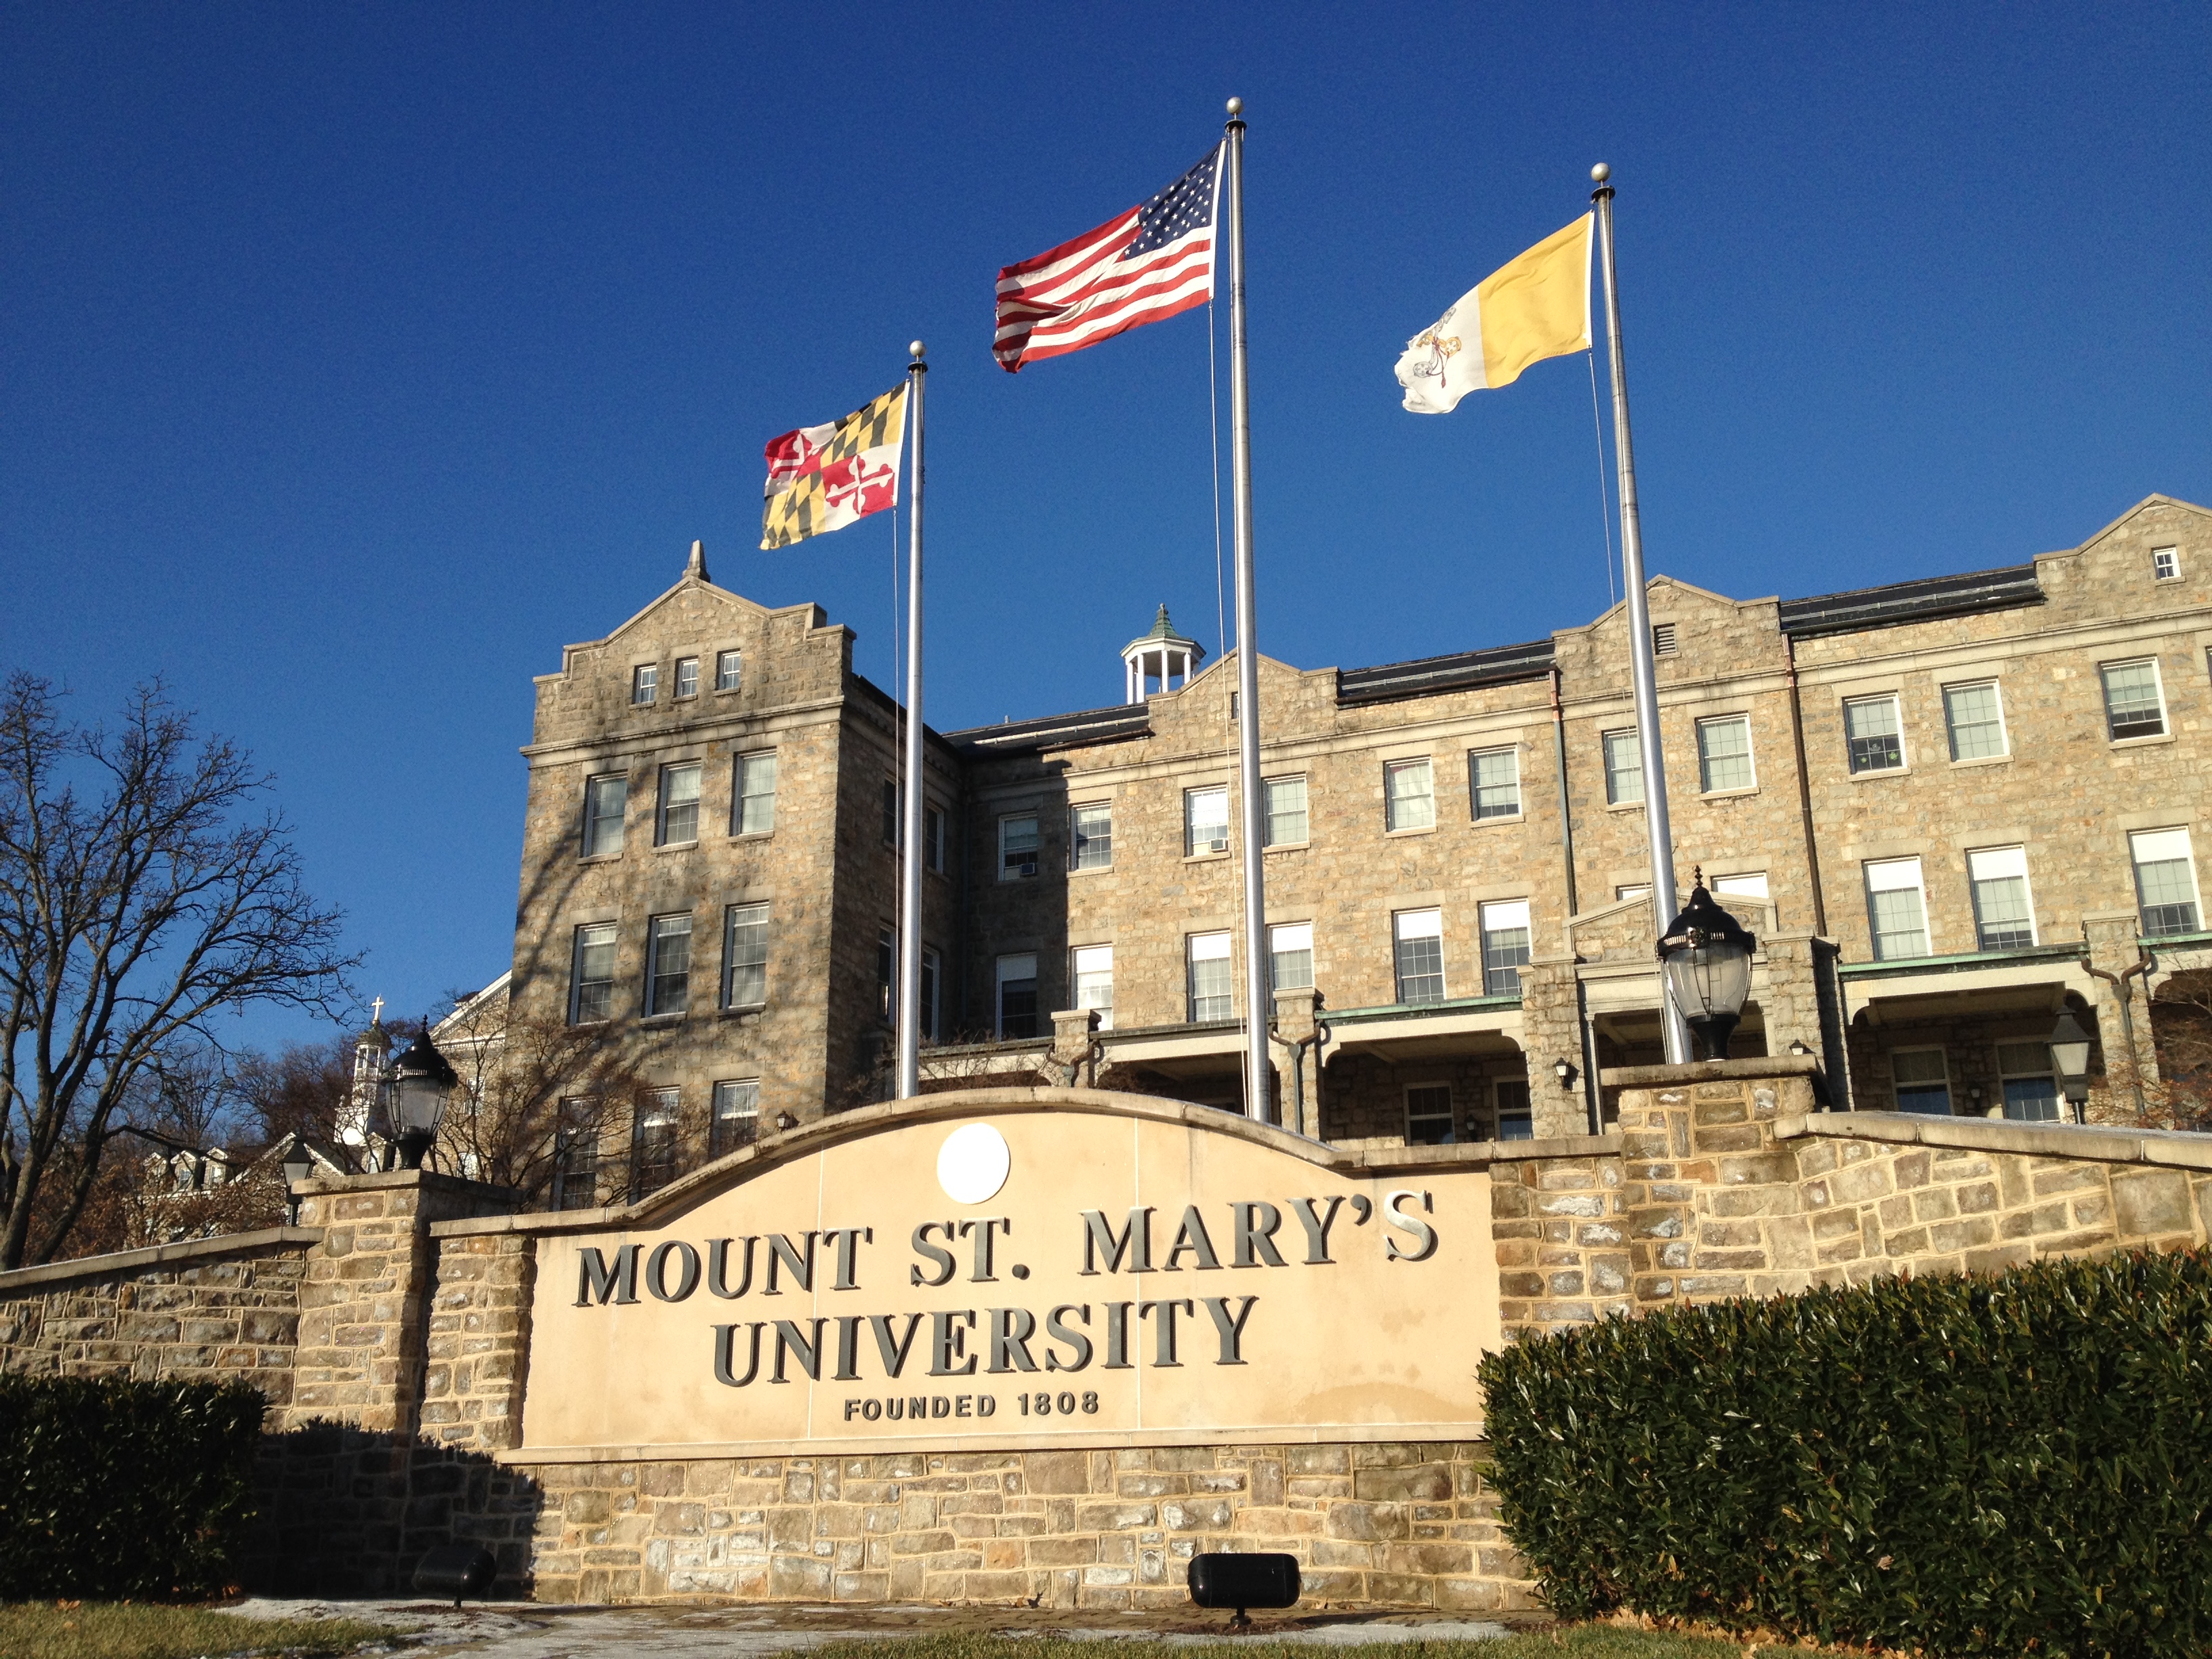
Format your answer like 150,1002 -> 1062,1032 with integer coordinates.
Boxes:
280,1145 -> 314,1225
2048,1010 -> 2093,1122
1656,876 -> 1759,1061
386,1029 -> 457,1170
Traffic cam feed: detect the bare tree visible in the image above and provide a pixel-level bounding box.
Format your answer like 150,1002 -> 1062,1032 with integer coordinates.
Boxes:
431,986 -> 654,1208
233,1034 -> 358,1147
2147,970 -> 2212,1133
0,676 -> 358,1269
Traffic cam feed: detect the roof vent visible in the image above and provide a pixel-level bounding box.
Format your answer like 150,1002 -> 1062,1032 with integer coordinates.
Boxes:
1651,622 -> 1677,656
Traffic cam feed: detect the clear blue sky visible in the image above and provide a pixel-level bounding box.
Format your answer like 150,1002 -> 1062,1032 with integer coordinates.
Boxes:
3,3 -> 2207,1052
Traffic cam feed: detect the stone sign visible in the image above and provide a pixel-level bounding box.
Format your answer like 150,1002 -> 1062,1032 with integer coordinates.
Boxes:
518,1099 -> 1502,1459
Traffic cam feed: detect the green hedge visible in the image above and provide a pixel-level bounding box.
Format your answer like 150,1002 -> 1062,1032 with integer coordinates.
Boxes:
0,1376 -> 265,1599
1478,1250 -> 2212,1658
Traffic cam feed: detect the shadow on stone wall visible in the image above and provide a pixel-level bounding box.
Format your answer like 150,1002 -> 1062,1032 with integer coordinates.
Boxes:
249,1421 -> 544,1598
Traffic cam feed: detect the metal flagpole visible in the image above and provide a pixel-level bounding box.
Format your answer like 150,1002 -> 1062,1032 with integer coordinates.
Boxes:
897,342 -> 928,1099
1591,163 -> 1691,1064
1224,98 -> 1272,1122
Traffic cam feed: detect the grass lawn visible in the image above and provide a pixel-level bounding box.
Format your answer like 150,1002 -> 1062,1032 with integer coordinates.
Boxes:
0,1602 -> 400,1659
815,1623 -> 1866,1659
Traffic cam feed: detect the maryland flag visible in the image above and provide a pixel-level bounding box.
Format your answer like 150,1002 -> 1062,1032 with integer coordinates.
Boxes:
760,385 -> 907,550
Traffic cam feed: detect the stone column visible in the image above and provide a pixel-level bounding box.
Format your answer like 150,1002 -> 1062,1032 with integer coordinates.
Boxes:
1048,1008 -> 1102,1088
1269,989 -> 1324,1138
1516,956 -> 1588,1140
2082,909 -> 2157,1120
287,1170 -> 519,1435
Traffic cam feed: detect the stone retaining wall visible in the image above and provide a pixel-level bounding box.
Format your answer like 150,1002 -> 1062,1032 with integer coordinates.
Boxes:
512,1441 -> 1532,1612
0,1227 -> 318,1401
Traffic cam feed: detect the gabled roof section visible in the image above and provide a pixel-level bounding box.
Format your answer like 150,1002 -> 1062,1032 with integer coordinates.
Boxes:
943,703 -> 1152,757
548,542 -> 832,678
1777,564 -> 2043,638
1336,638 -> 1555,706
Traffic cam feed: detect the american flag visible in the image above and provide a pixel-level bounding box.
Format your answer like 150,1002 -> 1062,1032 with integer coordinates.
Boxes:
994,147 -> 1223,373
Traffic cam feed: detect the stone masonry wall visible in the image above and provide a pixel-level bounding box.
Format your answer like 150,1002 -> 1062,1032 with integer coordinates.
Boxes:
1490,1058 -> 2212,1346
514,1441 -> 1534,1613
0,1229 -> 314,1399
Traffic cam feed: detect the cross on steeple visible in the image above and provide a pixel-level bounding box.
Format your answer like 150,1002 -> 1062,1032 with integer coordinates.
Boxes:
370,996 -> 385,1025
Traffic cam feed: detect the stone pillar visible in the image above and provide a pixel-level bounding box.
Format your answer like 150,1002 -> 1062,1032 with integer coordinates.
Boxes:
287,1170 -> 519,1435
2082,909 -> 2157,1121
1516,955 -> 1587,1141
1048,1008 -> 1101,1088
1270,989 -> 1324,1138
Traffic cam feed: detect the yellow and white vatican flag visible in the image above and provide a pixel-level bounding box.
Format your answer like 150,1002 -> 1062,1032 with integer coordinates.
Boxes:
760,384 -> 907,549
1395,214 -> 1593,413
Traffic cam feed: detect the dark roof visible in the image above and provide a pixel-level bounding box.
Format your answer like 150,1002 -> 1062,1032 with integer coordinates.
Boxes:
1336,638 -> 1555,706
944,703 -> 1152,757
949,560 -> 2048,754
1778,562 -> 2043,638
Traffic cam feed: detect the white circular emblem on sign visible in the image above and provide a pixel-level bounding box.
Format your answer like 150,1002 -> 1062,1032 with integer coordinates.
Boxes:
937,1122 -> 1011,1205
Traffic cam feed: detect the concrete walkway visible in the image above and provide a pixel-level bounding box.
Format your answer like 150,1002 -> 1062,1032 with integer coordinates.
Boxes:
222,1599 -> 1518,1656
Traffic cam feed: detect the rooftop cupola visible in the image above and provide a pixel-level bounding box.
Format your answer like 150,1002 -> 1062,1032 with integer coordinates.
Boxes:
1121,604 -> 1204,703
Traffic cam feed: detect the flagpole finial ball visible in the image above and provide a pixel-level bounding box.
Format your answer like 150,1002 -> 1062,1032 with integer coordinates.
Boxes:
909,340 -> 926,360
1226,97 -> 1243,117
1591,162 -> 1611,184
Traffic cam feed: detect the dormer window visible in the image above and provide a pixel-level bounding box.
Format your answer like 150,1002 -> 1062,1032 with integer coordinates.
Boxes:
674,657 -> 699,698
2152,546 -> 2179,581
716,649 -> 742,691
632,664 -> 658,705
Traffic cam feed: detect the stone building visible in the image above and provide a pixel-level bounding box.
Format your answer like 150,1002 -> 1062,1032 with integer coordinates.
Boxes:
508,496 -> 2211,1195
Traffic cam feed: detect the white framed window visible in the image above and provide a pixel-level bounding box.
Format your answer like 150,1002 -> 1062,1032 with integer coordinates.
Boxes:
1603,729 -> 1643,804
2131,827 -> 2202,937
1385,758 -> 1435,831
582,773 -> 626,857
710,1079 -> 760,1155
1494,1079 -> 1534,1141
2152,546 -> 2180,581
1185,786 -> 1229,856
1696,715 -> 1755,792
1713,872 -> 1769,903
631,663 -> 658,705
1070,802 -> 1112,870
1891,1048 -> 1952,1115
1994,1041 -> 2061,1123
924,804 -> 945,872
722,902 -> 769,1008
1479,900 -> 1532,996
1616,883 -> 1651,901
1393,908 -> 1446,1004
1187,931 -> 1234,1023
1942,681 -> 2007,761
645,914 -> 692,1015
734,751 -> 776,835
996,953 -> 1039,1038
1864,857 -> 1930,960
1263,775 -> 1308,847
1000,813 -> 1040,879
2101,658 -> 2167,741
1469,747 -> 1521,819
1405,1084 -> 1454,1145
656,762 -> 701,846
674,657 -> 699,699
632,1088 -> 680,1197
921,946 -> 939,1041
1072,944 -> 1114,1030
1966,846 -> 2036,951
569,922 -> 617,1025
714,649 -> 742,692
1843,695 -> 1904,775
1268,922 -> 1313,1009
